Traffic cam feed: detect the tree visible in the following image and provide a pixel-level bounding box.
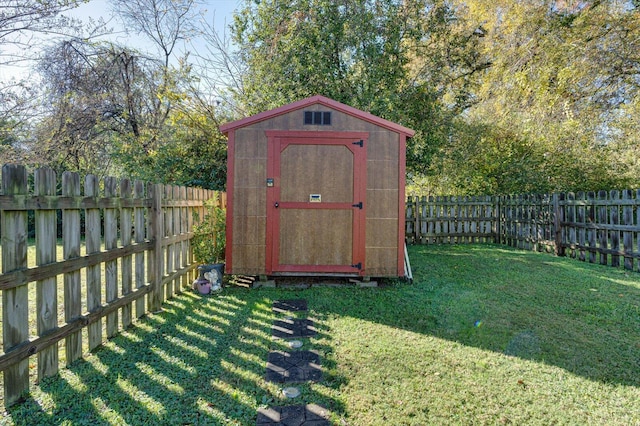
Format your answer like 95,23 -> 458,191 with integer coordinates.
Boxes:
32,39 -> 168,177
454,0 -> 640,192
230,0 -> 488,176
0,0 -> 86,64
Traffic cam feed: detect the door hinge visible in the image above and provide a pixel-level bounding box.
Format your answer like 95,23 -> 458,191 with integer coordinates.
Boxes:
352,140 -> 364,147
351,262 -> 362,270
352,201 -> 363,209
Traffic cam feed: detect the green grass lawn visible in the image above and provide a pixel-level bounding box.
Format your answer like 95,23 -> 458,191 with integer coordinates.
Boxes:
3,244 -> 640,425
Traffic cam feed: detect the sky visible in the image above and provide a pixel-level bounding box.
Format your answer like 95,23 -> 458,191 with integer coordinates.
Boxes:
0,0 -> 243,83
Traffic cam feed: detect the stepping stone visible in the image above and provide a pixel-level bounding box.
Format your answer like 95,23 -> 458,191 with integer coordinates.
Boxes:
265,350 -> 322,383
273,299 -> 308,313
256,404 -> 330,425
272,318 -> 316,339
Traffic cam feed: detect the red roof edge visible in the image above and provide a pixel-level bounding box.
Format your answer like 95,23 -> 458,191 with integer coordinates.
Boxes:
219,95 -> 415,137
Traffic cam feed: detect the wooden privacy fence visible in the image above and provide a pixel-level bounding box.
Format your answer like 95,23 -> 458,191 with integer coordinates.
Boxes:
406,190 -> 640,271
0,164 -> 224,408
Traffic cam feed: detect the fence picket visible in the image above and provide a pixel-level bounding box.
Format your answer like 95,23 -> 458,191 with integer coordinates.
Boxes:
173,185 -> 182,295
567,192 -> 576,258
187,187 -> 195,281
85,174 -> 103,351
587,192 -> 597,264
120,179 -> 133,329
637,189 -> 640,273
470,197 -> 477,244
35,167 -> 59,380
622,189 -> 634,271
2,164 -> 30,406
597,191 -> 608,265
405,195 -> 414,242
180,186 -> 189,290
104,177 -> 119,338
164,185 -> 174,300
434,197 -> 442,244
576,192 -> 586,261
610,190 -> 620,267
62,171 -> 82,365
148,184 -> 164,312
134,181 -> 146,319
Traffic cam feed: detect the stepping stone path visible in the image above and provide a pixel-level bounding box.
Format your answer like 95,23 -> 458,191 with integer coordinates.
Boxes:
257,299 -> 330,426
271,318 -> 317,340
256,404 -> 330,426
265,350 -> 322,383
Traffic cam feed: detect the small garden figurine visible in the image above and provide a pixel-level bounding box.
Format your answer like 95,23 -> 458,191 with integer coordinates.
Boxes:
191,196 -> 226,294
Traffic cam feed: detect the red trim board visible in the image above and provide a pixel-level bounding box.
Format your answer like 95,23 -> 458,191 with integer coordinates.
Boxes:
266,131 -> 368,275
221,96 -> 415,138
224,130 -> 235,274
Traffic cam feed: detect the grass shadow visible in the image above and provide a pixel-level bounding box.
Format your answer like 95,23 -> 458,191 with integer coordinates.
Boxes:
3,289 -> 346,425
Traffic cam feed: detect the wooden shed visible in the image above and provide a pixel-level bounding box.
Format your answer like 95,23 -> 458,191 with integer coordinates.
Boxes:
220,95 -> 414,278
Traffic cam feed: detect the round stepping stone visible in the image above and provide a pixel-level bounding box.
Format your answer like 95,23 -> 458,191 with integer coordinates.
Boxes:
288,340 -> 303,349
282,387 -> 301,398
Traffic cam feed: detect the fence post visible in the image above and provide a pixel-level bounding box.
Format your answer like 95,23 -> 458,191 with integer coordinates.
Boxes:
148,183 -> 164,312
2,164 -> 29,407
35,167 -> 59,380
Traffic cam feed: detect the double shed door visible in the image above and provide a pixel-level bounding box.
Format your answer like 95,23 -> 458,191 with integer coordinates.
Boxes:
266,131 -> 367,275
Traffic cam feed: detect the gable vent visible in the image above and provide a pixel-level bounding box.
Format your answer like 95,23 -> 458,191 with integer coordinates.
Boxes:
304,110 -> 332,125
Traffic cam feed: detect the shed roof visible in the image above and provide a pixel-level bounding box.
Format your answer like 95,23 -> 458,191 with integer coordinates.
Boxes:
219,95 -> 415,137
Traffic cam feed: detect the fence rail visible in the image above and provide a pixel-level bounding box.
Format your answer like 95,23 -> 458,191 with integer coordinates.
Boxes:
0,164 -> 224,408
406,190 -> 640,272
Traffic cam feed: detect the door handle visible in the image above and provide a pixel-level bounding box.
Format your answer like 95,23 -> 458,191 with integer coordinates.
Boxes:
274,202 -> 279,208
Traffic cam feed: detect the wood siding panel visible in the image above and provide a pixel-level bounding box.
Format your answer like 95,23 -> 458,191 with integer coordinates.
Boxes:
365,247 -> 397,275
234,158 -> 267,189
367,160 -> 398,190
367,189 -> 398,219
280,145 -> 353,203
231,244 -> 265,273
232,216 -> 266,246
368,131 -> 399,162
366,219 -> 397,248
235,129 -> 267,158
279,209 -> 352,265
233,188 -> 266,217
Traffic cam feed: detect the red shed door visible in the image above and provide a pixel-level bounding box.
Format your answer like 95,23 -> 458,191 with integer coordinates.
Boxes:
267,131 -> 367,275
